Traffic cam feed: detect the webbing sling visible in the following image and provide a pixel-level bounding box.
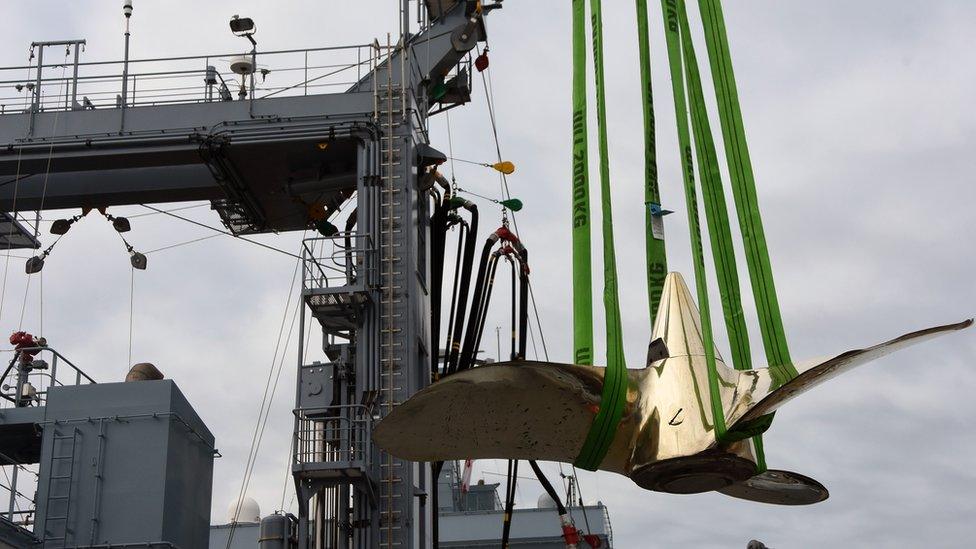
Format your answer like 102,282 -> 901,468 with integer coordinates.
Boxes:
697,0 -> 797,385
678,6 -> 750,375
635,0 -> 668,326
574,0 -> 629,471
571,0 -> 594,367
677,0 -> 767,467
660,0 -> 727,440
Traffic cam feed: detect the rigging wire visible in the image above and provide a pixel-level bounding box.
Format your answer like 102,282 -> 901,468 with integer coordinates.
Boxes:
144,234 -> 222,255
139,204 -> 301,259
473,39 -> 591,535
0,63 -> 35,327
127,267 -> 134,367
227,233 -> 308,549
127,203 -> 208,219
226,238 -> 304,549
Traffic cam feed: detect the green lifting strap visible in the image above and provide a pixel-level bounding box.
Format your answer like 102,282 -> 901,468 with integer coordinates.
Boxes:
571,0 -> 594,367
635,0 -> 668,326
676,0 -> 767,468
697,0 -> 797,384
573,0 -> 629,471
660,0 -> 727,440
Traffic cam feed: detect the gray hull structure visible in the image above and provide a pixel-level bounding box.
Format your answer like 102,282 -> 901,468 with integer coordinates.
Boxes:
0,2 -> 507,548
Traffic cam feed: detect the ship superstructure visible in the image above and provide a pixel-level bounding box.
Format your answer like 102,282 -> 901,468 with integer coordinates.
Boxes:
0,1 -> 542,548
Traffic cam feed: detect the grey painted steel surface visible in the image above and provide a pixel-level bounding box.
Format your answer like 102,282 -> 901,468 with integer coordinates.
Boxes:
32,380 -> 215,549
439,507 -> 612,548
210,522 -> 260,549
289,3 -> 492,548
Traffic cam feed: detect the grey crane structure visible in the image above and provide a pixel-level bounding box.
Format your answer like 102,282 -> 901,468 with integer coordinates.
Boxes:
0,1 -> 500,547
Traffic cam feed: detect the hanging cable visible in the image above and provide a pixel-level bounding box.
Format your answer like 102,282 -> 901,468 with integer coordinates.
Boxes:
226,236 -> 306,549
127,267 -> 134,367
139,204 -> 301,260
500,459 -> 519,549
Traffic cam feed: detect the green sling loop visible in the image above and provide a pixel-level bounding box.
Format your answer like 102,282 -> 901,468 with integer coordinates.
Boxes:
635,0 -> 668,326
574,0 -> 629,471
697,0 -> 797,385
676,0 -> 768,467
571,0 -> 594,367
660,0 -> 727,440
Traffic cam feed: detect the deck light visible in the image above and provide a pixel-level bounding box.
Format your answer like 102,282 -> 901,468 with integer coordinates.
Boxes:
230,15 -> 257,46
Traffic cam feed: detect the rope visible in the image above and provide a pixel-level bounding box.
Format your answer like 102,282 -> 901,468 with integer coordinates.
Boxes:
139,204 -> 301,259
127,267 -> 134,367
127,203 -> 208,218
225,237 -> 305,548
144,234 -> 222,255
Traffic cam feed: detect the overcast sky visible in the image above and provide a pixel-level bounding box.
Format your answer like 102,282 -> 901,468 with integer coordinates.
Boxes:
0,1 -> 973,547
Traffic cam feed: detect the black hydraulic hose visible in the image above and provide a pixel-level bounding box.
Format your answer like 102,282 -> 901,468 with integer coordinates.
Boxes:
342,207 -> 359,283
445,200 -> 479,374
501,459 -> 519,548
518,246 -> 530,360
429,196 -> 449,378
467,252 -> 501,371
432,460 -> 445,548
529,460 -> 567,515
442,221 -> 467,376
451,231 -> 493,374
509,256 -> 517,360
458,237 -> 499,372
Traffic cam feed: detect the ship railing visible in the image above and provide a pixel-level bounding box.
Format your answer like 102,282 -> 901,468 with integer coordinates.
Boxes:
301,233 -> 376,294
0,43 -> 385,116
293,404 -> 372,472
0,346 -> 95,409
0,446 -> 37,526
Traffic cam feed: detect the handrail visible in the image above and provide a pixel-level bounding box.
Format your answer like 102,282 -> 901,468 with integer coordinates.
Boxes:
0,42 -> 397,115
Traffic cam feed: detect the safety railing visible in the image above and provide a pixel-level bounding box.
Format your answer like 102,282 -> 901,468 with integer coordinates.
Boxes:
301,233 -> 376,293
293,405 -> 372,469
0,447 -> 37,527
0,43 -> 386,116
0,347 -> 95,409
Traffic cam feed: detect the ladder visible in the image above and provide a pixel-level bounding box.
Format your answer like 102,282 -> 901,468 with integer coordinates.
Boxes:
377,36 -> 407,549
42,428 -> 79,548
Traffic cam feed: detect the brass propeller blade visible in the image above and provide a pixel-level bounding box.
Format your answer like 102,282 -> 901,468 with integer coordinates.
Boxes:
374,272 -> 972,502
719,469 -> 829,506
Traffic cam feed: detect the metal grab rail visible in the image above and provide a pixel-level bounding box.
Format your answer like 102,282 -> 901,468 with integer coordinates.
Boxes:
0,347 -> 95,408
0,43 -> 392,115
293,405 -> 372,468
301,233 -> 376,292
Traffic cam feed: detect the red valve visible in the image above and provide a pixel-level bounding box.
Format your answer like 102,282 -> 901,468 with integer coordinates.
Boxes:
582,534 -> 603,548
475,50 -> 489,72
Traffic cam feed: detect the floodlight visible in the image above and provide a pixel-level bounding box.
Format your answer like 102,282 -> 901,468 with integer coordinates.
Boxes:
229,16 -> 255,34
